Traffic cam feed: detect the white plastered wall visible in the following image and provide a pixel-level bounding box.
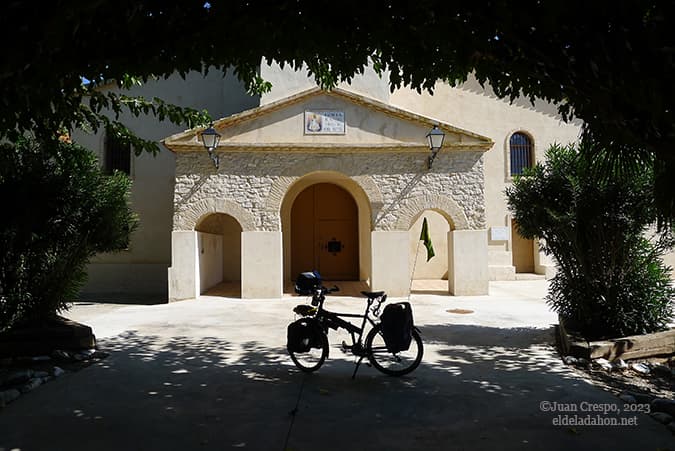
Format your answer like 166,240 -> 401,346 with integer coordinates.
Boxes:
195,212 -> 243,283
371,231 -> 410,297
197,232 -> 223,293
241,231 -> 283,299
259,61 -> 391,105
664,253 -> 675,279
75,71 -> 259,299
448,230 -> 489,295
168,231 -> 199,301
409,210 -> 451,280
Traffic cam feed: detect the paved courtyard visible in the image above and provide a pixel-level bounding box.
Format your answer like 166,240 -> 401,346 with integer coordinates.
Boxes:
0,280 -> 672,450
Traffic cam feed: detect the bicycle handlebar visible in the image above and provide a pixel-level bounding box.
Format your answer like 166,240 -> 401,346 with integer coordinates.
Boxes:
314,285 -> 339,294
311,285 -> 338,306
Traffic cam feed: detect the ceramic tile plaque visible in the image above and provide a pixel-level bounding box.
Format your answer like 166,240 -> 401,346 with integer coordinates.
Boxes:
304,110 -> 345,135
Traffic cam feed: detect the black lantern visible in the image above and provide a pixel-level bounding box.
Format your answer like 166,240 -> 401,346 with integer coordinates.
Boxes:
200,123 -> 221,169
426,125 -> 445,169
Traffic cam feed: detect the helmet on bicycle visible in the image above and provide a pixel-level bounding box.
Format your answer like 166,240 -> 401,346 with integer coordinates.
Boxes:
294,270 -> 322,296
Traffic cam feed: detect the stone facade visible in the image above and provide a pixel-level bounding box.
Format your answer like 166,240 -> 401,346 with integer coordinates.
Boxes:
173,150 -> 484,234
163,86 -> 495,300
88,64 -> 660,301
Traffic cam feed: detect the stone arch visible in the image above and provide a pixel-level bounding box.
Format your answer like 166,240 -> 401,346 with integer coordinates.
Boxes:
352,175 -> 384,212
278,171 -> 374,283
393,194 -> 470,231
194,212 -> 243,297
174,198 -> 257,231
265,162 -> 383,230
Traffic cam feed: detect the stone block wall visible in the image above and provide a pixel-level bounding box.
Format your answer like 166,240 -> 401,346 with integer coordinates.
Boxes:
172,150 -> 486,232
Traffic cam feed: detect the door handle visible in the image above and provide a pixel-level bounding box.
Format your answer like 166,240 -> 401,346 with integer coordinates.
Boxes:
327,239 -> 342,253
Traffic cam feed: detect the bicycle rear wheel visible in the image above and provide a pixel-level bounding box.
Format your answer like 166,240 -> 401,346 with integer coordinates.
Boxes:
365,325 -> 423,376
288,332 -> 329,372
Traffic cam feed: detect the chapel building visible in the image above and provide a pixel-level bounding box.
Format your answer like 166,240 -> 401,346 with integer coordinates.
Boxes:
76,63 -> 624,301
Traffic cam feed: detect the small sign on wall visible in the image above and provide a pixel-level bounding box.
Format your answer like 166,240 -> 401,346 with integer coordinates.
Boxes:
304,110 -> 345,135
490,226 -> 510,241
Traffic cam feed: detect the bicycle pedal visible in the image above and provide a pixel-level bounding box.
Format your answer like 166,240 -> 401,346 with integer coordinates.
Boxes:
340,340 -> 352,353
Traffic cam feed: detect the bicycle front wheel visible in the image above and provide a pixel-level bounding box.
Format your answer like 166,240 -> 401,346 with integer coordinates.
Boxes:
365,325 -> 423,376
288,332 -> 329,373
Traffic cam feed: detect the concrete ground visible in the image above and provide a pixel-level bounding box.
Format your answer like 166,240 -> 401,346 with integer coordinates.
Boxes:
0,280 -> 673,451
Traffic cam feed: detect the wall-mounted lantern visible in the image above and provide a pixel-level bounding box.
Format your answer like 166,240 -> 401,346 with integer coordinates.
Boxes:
200,122 -> 221,169
426,124 -> 445,170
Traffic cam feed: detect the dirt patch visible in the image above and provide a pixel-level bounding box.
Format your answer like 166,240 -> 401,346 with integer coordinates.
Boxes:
563,356 -> 674,401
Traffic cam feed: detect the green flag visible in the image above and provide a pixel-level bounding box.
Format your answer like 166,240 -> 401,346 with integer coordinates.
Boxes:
420,217 -> 435,262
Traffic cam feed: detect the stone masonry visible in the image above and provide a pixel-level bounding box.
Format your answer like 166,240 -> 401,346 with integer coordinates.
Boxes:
172,150 -> 485,232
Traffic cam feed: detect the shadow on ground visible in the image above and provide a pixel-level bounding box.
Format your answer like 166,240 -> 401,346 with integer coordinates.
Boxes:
0,324 -> 672,451
77,293 -> 168,305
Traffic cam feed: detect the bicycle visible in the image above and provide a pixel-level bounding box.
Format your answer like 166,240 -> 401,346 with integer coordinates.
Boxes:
287,285 -> 424,378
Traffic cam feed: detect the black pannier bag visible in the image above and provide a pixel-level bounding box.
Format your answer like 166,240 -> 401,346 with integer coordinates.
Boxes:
380,302 -> 414,353
295,271 -> 322,295
287,317 -> 322,352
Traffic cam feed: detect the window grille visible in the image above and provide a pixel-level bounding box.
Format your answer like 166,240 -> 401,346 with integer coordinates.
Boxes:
509,132 -> 533,176
104,133 -> 131,175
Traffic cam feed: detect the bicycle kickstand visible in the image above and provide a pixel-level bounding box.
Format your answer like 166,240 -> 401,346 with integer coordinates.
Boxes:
351,356 -> 365,379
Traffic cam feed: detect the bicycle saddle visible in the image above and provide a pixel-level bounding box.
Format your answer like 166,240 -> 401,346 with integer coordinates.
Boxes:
293,304 -> 317,316
361,291 -> 385,299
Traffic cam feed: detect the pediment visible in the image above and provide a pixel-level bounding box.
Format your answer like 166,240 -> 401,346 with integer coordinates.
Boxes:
163,87 -> 493,152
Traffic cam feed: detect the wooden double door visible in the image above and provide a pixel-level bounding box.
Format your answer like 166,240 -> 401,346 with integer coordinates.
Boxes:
291,183 -> 359,280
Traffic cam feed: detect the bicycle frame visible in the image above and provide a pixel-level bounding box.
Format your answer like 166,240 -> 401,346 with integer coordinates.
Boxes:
319,308 -> 374,352
310,287 -> 385,375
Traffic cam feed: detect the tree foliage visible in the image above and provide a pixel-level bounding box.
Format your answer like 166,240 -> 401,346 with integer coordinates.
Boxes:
1,1 -> 673,222
506,141 -> 674,340
0,139 -> 138,332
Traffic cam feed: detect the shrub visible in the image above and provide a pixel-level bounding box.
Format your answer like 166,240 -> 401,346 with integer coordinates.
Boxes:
506,140 -> 674,340
0,138 -> 137,332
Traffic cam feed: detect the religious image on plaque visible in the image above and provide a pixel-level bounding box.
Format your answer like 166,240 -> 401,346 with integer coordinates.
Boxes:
304,110 -> 345,135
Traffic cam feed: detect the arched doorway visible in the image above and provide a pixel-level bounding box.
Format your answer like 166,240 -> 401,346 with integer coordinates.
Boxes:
409,210 -> 452,293
291,183 -> 359,280
195,213 -> 242,296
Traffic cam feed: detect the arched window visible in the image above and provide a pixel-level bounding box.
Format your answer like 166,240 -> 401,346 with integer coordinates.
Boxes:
104,131 -> 131,175
509,132 -> 533,176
